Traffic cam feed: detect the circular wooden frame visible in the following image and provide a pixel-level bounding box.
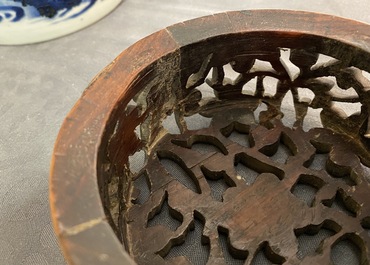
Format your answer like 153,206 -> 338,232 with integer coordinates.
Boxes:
50,10 -> 370,265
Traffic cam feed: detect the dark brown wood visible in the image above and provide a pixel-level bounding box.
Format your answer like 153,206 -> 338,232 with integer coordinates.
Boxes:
50,10 -> 370,265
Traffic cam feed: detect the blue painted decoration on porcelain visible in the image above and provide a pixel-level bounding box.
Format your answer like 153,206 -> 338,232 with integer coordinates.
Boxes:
0,6 -> 24,22
0,0 -> 121,45
0,0 -> 96,23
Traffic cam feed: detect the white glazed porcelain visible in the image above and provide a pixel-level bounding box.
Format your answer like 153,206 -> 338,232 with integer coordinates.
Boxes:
0,0 -> 122,45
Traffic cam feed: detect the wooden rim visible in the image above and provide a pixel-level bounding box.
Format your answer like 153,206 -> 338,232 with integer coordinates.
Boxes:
49,10 -> 370,265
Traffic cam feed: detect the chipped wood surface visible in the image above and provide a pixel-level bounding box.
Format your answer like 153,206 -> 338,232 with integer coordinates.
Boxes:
50,10 -> 370,265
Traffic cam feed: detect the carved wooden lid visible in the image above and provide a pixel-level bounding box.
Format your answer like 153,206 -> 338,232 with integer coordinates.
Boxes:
50,10 -> 370,265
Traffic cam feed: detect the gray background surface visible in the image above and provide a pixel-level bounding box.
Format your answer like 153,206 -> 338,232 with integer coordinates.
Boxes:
1,1 -> 370,264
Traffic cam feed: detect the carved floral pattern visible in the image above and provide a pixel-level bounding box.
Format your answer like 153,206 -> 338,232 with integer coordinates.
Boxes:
113,47 -> 370,264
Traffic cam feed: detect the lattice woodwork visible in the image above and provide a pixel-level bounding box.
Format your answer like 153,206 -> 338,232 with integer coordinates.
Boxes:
107,47 -> 370,264
50,10 -> 370,265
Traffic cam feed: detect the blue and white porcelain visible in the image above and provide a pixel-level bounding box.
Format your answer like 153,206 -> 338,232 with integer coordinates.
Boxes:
0,0 -> 121,45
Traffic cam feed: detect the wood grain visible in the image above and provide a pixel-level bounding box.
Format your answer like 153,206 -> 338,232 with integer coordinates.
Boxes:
50,10 -> 370,265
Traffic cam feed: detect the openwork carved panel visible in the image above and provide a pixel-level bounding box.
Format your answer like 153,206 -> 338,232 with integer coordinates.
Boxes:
126,122 -> 370,264
107,46 -> 370,265
50,10 -> 370,265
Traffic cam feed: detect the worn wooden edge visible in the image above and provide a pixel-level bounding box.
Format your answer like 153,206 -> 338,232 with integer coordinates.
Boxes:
49,28 -> 179,265
49,10 -> 370,265
167,10 -> 370,52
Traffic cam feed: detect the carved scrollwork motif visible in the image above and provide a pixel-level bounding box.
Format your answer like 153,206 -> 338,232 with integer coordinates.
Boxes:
111,47 -> 370,264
